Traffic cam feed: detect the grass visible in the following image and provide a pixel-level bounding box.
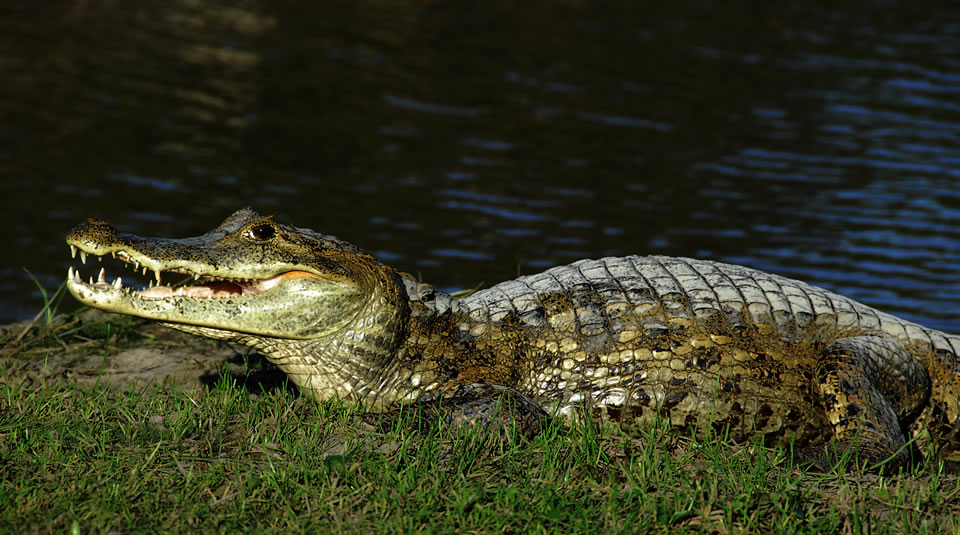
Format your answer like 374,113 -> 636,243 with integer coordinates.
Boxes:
2,313 -> 960,534
23,269 -> 68,326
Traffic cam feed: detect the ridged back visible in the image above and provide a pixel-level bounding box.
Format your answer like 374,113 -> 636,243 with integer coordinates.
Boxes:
461,255 -> 960,355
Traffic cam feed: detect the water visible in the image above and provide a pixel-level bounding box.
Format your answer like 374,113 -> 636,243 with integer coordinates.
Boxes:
1,0 -> 959,332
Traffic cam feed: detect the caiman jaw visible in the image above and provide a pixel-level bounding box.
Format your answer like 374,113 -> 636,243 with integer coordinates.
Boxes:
64,209 -> 381,341
62,240 -> 351,340
65,245 -> 319,301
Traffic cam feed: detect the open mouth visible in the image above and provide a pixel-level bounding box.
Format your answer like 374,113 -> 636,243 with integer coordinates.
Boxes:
66,245 -> 317,300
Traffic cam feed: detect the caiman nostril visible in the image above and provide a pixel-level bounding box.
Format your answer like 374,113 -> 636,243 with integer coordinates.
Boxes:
66,217 -> 117,246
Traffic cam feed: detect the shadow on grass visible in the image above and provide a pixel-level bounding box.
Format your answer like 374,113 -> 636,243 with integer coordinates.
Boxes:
199,351 -> 302,398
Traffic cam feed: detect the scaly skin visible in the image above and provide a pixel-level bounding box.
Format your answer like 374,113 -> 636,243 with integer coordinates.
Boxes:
65,208 -> 960,469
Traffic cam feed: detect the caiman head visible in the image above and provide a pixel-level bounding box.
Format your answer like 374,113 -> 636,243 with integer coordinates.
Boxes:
65,208 -> 410,404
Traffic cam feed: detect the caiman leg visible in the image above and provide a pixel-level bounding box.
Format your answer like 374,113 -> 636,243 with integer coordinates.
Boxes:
371,383 -> 549,438
801,336 -> 932,469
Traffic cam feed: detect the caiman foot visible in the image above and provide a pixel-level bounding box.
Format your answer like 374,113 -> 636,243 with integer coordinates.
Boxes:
361,382 -> 549,439
791,442 -> 915,473
809,335 -> 931,472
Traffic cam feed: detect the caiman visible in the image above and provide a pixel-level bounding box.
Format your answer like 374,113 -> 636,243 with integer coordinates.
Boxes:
64,208 -> 960,469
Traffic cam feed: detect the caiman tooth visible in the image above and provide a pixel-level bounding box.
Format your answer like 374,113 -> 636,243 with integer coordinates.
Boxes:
97,267 -> 106,283
113,277 -> 122,289
80,251 -> 87,264
70,245 -> 77,259
67,266 -> 74,280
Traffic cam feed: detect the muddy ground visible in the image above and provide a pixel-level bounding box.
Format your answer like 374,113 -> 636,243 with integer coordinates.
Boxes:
1,309 -> 294,396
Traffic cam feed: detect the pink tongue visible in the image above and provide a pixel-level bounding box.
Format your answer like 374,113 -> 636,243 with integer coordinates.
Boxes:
136,281 -> 246,298
205,281 -> 246,295
134,271 -> 319,298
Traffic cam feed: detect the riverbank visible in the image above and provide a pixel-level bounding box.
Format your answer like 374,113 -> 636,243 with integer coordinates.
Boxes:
2,311 -> 958,533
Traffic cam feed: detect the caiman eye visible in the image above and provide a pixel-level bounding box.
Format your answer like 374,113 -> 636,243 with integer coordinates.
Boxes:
249,224 -> 276,241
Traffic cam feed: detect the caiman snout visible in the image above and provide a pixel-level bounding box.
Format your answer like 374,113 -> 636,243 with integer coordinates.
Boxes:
66,217 -> 120,249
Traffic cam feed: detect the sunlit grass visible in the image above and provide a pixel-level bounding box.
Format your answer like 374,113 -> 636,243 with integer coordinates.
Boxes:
24,269 -> 68,326
2,313 -> 959,534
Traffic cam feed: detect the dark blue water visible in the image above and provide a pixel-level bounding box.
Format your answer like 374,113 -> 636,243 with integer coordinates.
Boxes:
1,0 -> 959,332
